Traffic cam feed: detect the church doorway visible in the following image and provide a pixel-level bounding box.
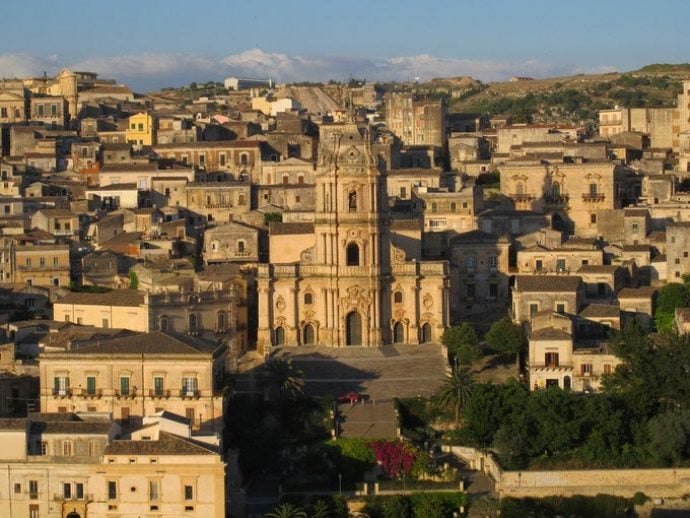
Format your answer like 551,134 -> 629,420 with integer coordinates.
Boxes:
345,311 -> 362,346
421,323 -> 432,343
393,321 -> 404,344
274,326 -> 285,346
303,324 -> 315,345
66,513 -> 81,518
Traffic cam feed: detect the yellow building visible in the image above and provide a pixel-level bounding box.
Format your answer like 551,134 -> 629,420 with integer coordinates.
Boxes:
39,331 -> 225,432
12,244 -> 71,288
126,112 -> 156,147
0,412 -> 225,518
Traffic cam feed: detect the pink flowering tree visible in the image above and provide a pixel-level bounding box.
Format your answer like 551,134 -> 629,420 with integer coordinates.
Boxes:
369,440 -> 416,479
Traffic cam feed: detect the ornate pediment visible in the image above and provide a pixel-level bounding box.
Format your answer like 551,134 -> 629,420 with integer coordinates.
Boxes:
339,285 -> 371,312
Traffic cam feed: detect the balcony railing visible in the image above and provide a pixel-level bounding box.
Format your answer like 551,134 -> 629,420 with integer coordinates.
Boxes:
543,194 -> 569,205
509,193 -> 534,202
180,389 -> 200,399
115,390 -> 137,399
582,193 -> 606,202
52,389 -> 72,397
149,389 -> 171,399
78,388 -> 103,399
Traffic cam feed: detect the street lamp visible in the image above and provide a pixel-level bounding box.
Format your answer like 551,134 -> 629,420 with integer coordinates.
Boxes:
338,473 -> 342,495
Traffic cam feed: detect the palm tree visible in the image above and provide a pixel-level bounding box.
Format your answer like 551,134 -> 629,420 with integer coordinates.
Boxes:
265,502 -> 307,518
436,367 -> 476,427
310,499 -> 331,518
264,356 -> 305,400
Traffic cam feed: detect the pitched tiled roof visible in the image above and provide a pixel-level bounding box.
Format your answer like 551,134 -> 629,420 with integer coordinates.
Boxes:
270,222 -> 314,235
104,431 -> 217,456
55,289 -> 145,307
515,275 -> 581,292
61,331 -> 209,356
579,304 -> 620,319
618,287 -> 658,299
530,327 -> 572,341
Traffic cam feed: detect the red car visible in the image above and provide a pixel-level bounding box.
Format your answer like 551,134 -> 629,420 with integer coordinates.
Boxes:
337,391 -> 363,403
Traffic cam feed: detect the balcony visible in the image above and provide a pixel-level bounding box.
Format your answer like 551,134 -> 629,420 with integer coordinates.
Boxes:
149,389 -> 171,399
78,388 -> 102,399
115,390 -> 137,400
180,389 -> 200,399
543,194 -> 569,206
582,193 -> 606,202
52,389 -> 72,398
509,193 -> 534,203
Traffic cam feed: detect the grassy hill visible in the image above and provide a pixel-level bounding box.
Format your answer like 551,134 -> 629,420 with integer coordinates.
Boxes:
445,64 -> 690,125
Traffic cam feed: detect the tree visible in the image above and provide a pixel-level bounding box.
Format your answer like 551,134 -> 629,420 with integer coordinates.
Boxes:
310,499 -> 331,518
265,503 -> 307,518
441,323 -> 480,365
436,367 -> 476,427
264,356 -> 305,400
655,282 -> 690,332
129,270 -> 139,290
485,316 -> 527,365
383,495 -> 413,518
646,409 -> 690,466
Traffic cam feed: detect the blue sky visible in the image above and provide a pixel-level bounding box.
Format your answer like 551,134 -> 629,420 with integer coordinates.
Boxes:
1,0 -> 689,91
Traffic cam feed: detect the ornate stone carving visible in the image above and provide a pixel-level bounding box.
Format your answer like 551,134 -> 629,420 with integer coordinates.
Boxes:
343,145 -> 361,163
275,295 -> 286,312
300,246 -> 315,264
339,285 -> 371,312
423,293 -> 433,309
391,243 -> 406,264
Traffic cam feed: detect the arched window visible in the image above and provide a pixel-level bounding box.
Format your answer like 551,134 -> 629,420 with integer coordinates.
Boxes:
240,153 -> 248,166
189,314 -> 198,333
346,243 -> 360,266
393,291 -> 403,304
217,312 -> 226,331
466,255 -> 476,272
348,190 -> 357,212
304,292 -> 313,305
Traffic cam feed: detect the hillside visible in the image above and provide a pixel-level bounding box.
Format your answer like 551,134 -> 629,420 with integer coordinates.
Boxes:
446,64 -> 690,125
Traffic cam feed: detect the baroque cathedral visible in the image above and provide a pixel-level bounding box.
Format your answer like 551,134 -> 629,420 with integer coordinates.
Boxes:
257,123 -> 449,349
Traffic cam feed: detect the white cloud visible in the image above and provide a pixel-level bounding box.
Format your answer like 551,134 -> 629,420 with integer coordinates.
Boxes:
0,49 -> 618,91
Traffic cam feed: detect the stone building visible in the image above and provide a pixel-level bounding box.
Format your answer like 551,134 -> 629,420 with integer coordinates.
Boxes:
257,123 -> 449,350
203,222 -> 260,264
183,181 -> 251,224
666,222 -> 690,282
384,93 -> 448,148
512,275 -> 584,322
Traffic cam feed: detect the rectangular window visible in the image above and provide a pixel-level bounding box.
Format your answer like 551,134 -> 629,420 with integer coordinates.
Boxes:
39,257 -> 45,267
29,480 -> 38,499
53,257 -> 59,267
488,256 -> 498,271
14,482 -> 21,494
590,213 -> 597,224
632,222 -> 639,234
108,481 -> 117,500
62,441 -> 72,457
556,303 -> 565,314
535,259 -> 543,271
86,376 -> 96,395
154,376 -> 164,396
51,104 -> 57,116
400,187 -> 407,199
53,376 -> 70,395
603,364 -> 612,375
238,194 -> 246,205
63,482 -> 72,499
529,303 -> 539,318
184,484 -> 194,500
120,377 -> 130,396
182,377 -> 198,396
219,153 -> 226,166
581,363 -> 593,376
29,505 -> 39,518
545,352 -> 559,367
102,319 -> 109,329
149,480 -> 160,501
76,482 -> 84,500
556,258 -> 566,272
37,105 -> 45,117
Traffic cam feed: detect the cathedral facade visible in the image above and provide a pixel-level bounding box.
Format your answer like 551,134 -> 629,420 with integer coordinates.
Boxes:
257,123 -> 449,349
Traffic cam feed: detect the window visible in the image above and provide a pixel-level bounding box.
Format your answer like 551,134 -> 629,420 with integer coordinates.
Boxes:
86,376 -> 96,395
76,483 -> 84,499
14,483 -> 21,494
400,187 -> 407,199
102,319 -> 109,329
149,480 -> 160,501
138,123 -> 144,131
37,104 -> 45,117
348,190 -> 357,212
182,377 -> 198,396
130,123 -> 136,130
529,303 -> 539,318
184,484 -> 194,500
108,480 -> 117,500
240,153 -> 248,166
346,242 -> 360,266
394,291 -> 403,304
63,482 -> 72,499
488,256 -> 497,271
545,352 -> 559,367
0,108 -> 6,118
40,257 -> 45,267
238,194 -> 246,205
632,223 -> 639,234
53,376 -> 70,396
465,255 -> 476,272
304,293 -> 313,305
556,258 -> 566,272
29,480 -> 38,499
26,257 -> 32,267
51,104 -> 57,117
88,440 -> 99,456
556,303 -> 565,314
53,257 -> 59,267
119,376 -> 130,396
154,376 -> 164,396
159,317 -> 169,332
535,259 -> 543,271
237,240 -> 245,253
189,313 -> 198,332
431,202 -> 437,213
589,183 -> 598,195
219,153 -> 226,167
217,312 -> 226,331
198,154 -> 205,167
581,363 -> 593,376
62,440 -> 73,456
590,213 -> 597,224
582,259 -> 589,265
603,364 -> 612,375
450,202 -> 456,212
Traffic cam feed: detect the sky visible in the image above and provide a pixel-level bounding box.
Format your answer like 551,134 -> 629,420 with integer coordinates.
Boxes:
1,0 -> 689,91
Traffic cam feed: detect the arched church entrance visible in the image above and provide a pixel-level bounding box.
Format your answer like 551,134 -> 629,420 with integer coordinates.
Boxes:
393,321 -> 404,343
345,311 -> 362,346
